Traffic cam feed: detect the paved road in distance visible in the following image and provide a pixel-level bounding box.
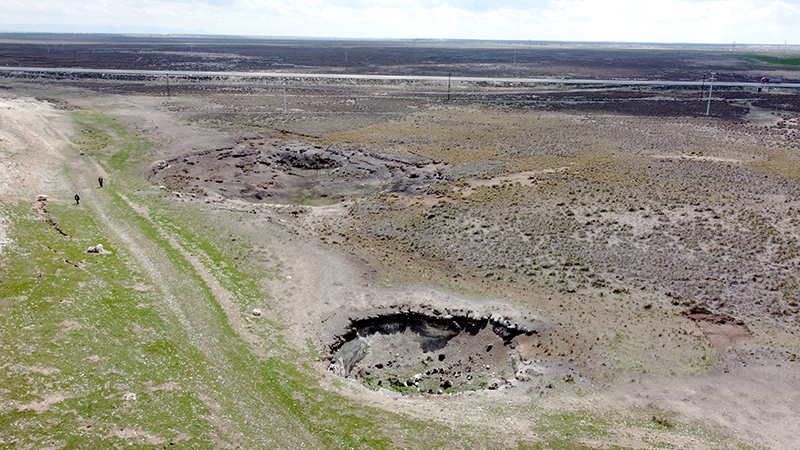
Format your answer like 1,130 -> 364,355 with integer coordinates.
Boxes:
2,66 -> 800,89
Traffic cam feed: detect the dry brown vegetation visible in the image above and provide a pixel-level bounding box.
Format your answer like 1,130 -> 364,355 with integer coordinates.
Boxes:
312,107 -> 800,324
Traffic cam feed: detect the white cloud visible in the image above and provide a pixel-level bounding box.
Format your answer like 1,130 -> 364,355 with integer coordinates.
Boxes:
0,0 -> 797,43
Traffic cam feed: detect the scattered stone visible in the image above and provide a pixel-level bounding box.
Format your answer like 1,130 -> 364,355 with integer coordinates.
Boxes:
122,392 -> 136,401
252,308 -> 262,316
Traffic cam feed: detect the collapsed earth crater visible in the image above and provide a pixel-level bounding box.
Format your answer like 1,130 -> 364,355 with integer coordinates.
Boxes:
328,309 -> 580,394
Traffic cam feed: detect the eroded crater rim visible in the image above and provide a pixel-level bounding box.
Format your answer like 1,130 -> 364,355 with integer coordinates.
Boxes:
326,305 -> 583,395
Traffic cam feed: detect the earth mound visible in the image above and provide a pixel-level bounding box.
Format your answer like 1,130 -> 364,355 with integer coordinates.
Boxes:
152,138 -> 445,204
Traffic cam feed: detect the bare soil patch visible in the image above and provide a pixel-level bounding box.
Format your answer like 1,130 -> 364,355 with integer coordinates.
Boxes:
16,392 -> 69,414
686,307 -> 753,349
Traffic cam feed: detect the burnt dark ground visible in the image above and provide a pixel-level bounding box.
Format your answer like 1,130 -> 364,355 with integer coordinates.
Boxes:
1,33 -> 798,82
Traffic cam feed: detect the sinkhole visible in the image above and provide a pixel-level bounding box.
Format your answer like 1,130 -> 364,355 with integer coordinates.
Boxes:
328,311 -> 549,394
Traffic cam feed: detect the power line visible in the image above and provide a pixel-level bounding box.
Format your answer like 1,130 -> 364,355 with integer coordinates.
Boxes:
705,72 -> 715,116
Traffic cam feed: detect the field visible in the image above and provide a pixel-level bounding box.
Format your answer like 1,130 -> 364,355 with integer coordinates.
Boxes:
1,35 -> 800,449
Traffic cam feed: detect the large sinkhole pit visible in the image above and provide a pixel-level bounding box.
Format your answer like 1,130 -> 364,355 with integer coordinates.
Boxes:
328,309 -> 580,395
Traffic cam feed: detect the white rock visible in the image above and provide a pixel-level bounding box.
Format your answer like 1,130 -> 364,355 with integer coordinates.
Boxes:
252,308 -> 262,317
378,387 -> 401,399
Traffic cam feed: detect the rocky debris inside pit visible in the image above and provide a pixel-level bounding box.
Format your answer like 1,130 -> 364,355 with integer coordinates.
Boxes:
328,308 -> 582,394
151,138 -> 446,204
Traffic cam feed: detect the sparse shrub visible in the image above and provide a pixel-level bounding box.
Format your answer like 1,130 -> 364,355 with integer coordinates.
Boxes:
652,415 -> 674,428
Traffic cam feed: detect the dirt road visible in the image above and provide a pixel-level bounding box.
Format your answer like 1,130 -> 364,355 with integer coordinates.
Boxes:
4,66 -> 798,88
0,94 -> 322,448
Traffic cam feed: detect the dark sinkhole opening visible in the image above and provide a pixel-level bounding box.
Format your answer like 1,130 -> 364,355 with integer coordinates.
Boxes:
328,311 -> 543,394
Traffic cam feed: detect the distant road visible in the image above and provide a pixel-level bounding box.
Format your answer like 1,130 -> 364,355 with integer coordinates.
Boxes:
2,66 -> 799,88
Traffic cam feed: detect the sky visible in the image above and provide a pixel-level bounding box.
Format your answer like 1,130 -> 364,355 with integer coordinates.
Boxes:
1,0 -> 799,44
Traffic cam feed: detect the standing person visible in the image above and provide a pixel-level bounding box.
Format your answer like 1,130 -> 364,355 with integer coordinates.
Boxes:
98,177 -> 103,188
74,194 -> 80,205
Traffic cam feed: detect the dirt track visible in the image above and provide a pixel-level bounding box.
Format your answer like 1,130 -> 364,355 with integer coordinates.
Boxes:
0,94 -> 323,448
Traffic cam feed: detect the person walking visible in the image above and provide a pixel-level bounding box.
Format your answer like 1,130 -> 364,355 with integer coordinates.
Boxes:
98,177 -> 104,188
74,194 -> 80,205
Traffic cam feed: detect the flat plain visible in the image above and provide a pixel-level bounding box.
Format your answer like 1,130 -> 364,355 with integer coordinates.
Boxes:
1,35 -> 800,449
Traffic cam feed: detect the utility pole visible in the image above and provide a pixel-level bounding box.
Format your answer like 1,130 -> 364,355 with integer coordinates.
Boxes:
447,73 -> 451,101
705,72 -> 715,116
700,75 -> 705,101
283,80 -> 287,113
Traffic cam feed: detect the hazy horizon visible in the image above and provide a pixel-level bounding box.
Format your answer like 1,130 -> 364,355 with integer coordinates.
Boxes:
1,0 -> 798,46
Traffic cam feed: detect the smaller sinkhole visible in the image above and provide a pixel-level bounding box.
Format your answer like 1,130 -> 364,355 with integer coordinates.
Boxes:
328,311 -> 540,394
